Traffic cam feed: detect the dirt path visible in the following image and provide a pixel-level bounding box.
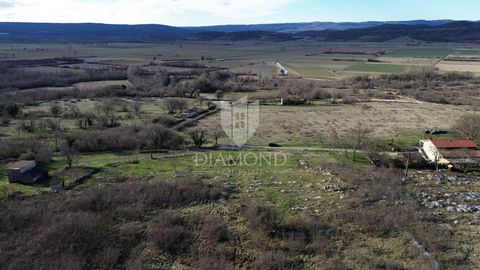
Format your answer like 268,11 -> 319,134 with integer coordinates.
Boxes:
433,49 -> 453,69
403,231 -> 441,270
362,98 -> 425,104
218,144 -> 399,157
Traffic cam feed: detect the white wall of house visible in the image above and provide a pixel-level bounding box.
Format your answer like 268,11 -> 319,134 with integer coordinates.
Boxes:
421,140 -> 437,162
420,140 -> 449,164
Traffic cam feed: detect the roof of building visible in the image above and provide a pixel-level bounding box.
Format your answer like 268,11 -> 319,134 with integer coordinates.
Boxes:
8,160 -> 36,170
431,139 -> 478,149
439,149 -> 480,159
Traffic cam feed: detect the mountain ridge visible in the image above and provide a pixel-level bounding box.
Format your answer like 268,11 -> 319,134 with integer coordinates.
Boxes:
186,20 -> 454,33
0,20 -> 479,43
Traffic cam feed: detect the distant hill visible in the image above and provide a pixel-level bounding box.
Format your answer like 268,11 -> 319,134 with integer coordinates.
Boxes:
189,30 -> 295,42
0,22 -> 195,42
187,20 -> 453,33
190,21 -> 480,43
0,20 -> 479,43
306,21 -> 480,43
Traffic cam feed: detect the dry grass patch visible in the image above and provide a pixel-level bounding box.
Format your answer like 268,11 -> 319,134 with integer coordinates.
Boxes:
436,60 -> 480,74
198,102 -> 473,142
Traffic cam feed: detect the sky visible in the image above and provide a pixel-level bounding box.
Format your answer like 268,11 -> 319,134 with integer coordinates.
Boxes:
0,0 -> 477,26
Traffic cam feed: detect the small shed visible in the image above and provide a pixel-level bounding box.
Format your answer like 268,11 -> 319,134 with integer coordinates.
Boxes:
7,160 -> 47,184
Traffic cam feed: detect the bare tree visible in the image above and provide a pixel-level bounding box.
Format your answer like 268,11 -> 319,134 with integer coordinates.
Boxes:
197,96 -> 208,107
163,98 -> 187,114
190,129 -> 208,148
133,100 -> 142,115
94,101 -> 117,128
210,128 -> 224,147
434,150 -> 441,173
60,136 -> 77,168
471,101 -> 480,114
5,103 -> 21,118
327,125 -> 339,148
53,130 -> 62,152
77,113 -> 95,129
451,114 -> 480,140
414,114 -> 424,130
351,122 -> 371,162
144,124 -> 171,159
215,90 -> 224,100
404,148 -> 413,177
50,104 -> 63,118
66,104 -> 81,119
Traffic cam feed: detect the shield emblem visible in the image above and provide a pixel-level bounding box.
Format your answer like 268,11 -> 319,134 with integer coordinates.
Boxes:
220,96 -> 259,147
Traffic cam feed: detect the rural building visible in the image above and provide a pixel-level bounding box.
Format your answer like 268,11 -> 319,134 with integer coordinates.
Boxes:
419,139 -> 480,168
7,160 -> 47,184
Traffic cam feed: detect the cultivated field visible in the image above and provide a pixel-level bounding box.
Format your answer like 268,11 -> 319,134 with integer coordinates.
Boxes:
2,42 -> 476,79
344,63 -> 410,73
387,48 -> 451,58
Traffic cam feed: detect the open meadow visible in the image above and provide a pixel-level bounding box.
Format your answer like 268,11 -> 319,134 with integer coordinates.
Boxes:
198,100 -> 473,147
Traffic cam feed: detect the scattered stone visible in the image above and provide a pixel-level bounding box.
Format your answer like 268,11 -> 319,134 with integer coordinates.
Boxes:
299,160 -> 309,170
430,201 -> 441,209
223,183 -> 239,193
218,198 -> 227,203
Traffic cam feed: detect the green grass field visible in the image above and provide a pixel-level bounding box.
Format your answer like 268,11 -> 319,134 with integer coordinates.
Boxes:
387,48 -> 450,58
344,63 -> 408,73
0,148 -> 368,201
97,59 -> 147,65
284,64 -> 343,78
451,49 -> 480,56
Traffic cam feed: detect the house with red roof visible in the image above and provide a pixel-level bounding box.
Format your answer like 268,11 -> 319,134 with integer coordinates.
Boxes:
420,139 -> 480,167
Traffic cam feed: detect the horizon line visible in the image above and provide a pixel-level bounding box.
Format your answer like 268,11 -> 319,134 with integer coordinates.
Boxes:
0,19 -> 473,28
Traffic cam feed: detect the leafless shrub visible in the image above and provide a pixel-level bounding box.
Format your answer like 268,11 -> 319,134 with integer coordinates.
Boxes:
242,201 -> 281,233
147,211 -> 193,254
144,124 -> 177,150
50,104 -> 63,117
412,223 -> 454,253
164,98 -> 188,114
190,128 -> 208,148
0,178 -> 224,269
44,254 -> 86,270
93,247 -> 121,270
251,250 -> 289,270
202,216 -> 231,243
451,113 -> 480,140
151,115 -> 178,127
0,67 -> 126,90
198,254 -> 234,270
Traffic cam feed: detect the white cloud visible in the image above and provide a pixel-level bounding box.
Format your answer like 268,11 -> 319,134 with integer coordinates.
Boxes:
0,0 -> 293,25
